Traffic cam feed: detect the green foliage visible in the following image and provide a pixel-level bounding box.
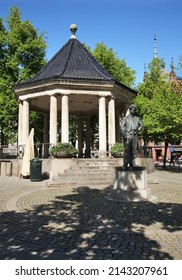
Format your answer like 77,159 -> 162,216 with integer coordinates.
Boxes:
136,91 -> 182,143
135,57 -> 182,165
110,143 -> 124,157
0,5 -> 46,145
138,58 -> 169,99
82,43 -> 136,147
30,112 -> 44,143
50,143 -> 78,157
92,43 -> 136,87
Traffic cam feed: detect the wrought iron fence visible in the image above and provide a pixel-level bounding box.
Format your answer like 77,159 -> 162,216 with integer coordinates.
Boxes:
0,146 -> 18,159
0,143 -> 50,159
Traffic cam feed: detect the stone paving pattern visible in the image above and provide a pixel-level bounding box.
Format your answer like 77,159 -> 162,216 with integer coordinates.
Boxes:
0,168 -> 181,260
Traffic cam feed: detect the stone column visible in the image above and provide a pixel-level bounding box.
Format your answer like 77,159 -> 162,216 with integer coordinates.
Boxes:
43,114 -> 49,158
116,111 -> 121,143
78,114 -> 83,158
99,96 -> 107,157
108,97 -> 116,152
85,115 -> 91,158
61,94 -> 69,143
22,99 -> 29,145
50,95 -> 57,145
18,101 -> 23,146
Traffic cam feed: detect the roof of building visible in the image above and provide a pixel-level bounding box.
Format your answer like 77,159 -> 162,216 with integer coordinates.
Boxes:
14,25 -> 137,98
15,37 -> 116,88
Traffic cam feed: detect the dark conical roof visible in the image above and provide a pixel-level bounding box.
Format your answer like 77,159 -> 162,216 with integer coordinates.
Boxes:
17,38 -> 114,87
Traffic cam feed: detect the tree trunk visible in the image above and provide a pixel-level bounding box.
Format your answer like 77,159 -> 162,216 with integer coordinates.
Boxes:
163,141 -> 168,168
0,126 -> 5,146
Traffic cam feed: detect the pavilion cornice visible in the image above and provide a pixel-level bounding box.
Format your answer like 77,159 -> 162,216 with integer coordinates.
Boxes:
14,79 -> 114,96
15,78 -> 136,101
14,78 -> 114,91
18,88 -> 113,101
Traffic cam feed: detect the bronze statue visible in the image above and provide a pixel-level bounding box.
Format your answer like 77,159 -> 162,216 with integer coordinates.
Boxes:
121,104 -> 143,167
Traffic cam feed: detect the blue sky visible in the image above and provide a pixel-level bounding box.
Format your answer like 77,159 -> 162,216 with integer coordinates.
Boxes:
1,0 -> 182,86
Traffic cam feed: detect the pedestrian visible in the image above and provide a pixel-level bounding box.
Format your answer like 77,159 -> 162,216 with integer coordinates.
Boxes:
169,153 -> 175,166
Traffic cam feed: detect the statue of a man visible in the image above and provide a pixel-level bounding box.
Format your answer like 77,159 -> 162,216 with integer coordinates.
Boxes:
121,104 -> 143,167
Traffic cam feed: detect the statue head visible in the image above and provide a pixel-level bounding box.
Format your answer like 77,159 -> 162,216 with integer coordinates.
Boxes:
129,104 -> 137,115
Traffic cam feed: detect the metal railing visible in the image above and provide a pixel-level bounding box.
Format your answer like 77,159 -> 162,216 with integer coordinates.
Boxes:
0,144 -> 153,159
0,146 -> 18,159
0,143 -> 50,159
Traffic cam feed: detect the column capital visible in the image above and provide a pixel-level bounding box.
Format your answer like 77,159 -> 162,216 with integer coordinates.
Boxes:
108,95 -> 116,101
18,100 -> 23,105
23,98 -> 30,102
50,93 -> 58,97
61,93 -> 70,96
98,94 -> 106,98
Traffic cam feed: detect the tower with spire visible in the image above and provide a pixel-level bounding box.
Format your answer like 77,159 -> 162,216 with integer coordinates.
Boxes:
143,31 -> 158,81
169,58 -> 181,92
143,63 -> 147,82
153,31 -> 157,59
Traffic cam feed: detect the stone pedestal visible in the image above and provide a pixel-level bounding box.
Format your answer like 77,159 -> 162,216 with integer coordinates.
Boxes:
0,161 -> 12,176
111,166 -> 152,201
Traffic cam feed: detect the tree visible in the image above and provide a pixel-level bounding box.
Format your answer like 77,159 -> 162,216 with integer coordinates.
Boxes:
91,43 -> 136,87
79,43 -> 136,150
0,5 -> 46,145
135,58 -> 182,167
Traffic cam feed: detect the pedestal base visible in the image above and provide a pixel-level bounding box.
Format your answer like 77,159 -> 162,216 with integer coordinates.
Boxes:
111,166 -> 153,202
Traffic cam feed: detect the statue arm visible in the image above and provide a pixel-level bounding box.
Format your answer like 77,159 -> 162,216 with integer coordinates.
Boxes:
120,117 -> 126,137
138,118 -> 143,132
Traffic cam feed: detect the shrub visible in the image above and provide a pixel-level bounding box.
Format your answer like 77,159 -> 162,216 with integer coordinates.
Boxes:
50,143 -> 78,157
110,143 -> 124,157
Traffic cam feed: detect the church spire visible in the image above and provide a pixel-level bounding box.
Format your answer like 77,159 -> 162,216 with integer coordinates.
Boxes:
169,58 -> 176,80
154,31 -> 157,58
143,63 -> 147,81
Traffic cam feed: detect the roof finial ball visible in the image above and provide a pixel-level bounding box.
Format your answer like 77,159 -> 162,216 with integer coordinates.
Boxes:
70,24 -> 78,39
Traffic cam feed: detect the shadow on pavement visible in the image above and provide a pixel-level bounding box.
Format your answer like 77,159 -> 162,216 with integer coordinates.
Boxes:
0,186 -> 181,260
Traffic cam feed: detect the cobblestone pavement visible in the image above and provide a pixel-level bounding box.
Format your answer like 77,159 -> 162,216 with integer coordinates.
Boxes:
0,168 -> 181,260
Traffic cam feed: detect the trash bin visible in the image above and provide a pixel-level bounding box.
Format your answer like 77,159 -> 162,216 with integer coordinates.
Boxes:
30,157 -> 42,182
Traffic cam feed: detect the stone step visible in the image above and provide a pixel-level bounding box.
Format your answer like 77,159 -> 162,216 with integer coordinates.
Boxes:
53,179 -> 113,185
47,181 -> 113,188
70,166 -> 116,171
63,169 -> 114,175
48,178 -> 113,187
57,174 -> 114,181
51,174 -> 114,183
75,159 -> 118,166
76,162 -> 118,166
49,158 -> 119,187
75,159 -> 118,162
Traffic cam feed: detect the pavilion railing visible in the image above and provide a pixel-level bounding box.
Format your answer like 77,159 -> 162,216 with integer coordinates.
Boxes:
0,144 -> 153,159
0,143 -> 50,159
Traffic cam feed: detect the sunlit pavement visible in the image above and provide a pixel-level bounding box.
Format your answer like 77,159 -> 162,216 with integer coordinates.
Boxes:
0,168 -> 181,260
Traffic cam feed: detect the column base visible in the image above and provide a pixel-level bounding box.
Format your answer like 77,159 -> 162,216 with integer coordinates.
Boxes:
99,150 -> 107,158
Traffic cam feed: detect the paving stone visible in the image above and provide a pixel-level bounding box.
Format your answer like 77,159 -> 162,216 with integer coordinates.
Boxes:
0,169 -> 181,259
